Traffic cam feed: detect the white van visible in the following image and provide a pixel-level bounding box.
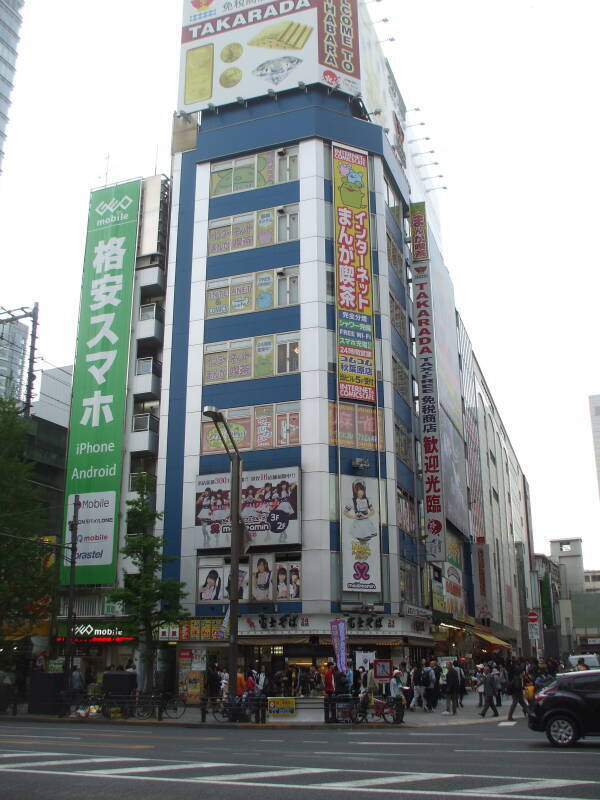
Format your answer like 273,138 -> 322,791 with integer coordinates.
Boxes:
567,653 -> 600,669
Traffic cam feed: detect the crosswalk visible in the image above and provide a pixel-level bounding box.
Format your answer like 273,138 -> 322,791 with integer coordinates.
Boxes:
0,751 -> 599,798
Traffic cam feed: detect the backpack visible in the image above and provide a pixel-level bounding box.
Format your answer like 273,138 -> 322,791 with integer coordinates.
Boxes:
414,668 -> 429,687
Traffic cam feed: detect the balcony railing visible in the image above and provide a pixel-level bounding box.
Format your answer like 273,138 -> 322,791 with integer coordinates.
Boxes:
135,357 -> 162,377
128,472 -> 157,492
139,303 -> 165,323
132,413 -> 159,434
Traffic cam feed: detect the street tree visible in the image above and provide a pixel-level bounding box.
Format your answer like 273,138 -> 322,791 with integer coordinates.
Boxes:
107,476 -> 187,691
0,398 -> 56,629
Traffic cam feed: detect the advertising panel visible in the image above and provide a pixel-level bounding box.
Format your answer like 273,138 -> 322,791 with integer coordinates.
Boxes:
195,466 -> 300,548
410,203 -> 446,563
333,143 -> 376,404
340,475 -> 381,593
440,410 -> 469,536
61,179 -> 142,585
330,619 -> 348,671
472,541 -> 493,620
179,0 -> 361,114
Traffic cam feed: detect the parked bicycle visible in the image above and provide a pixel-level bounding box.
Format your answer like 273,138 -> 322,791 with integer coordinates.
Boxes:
136,691 -> 186,720
355,694 -> 396,723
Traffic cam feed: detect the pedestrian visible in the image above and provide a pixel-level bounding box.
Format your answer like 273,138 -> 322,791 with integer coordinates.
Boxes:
324,659 -> 337,723
534,665 -> 554,690
454,660 -> 466,707
475,664 -> 485,707
429,659 -> 442,709
506,667 -> 528,720
389,670 -> 405,723
366,662 -> 378,702
71,665 -> 85,707
479,665 -> 499,717
491,663 -> 503,707
410,660 -> 432,711
206,662 -> 220,705
397,662 -> 412,709
442,662 -> 460,715
575,657 -> 590,672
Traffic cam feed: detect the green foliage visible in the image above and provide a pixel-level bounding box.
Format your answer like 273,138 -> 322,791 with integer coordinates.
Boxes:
108,476 -> 188,688
0,398 -> 56,627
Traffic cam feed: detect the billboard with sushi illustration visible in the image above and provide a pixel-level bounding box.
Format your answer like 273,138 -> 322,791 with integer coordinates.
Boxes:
179,0 -> 361,113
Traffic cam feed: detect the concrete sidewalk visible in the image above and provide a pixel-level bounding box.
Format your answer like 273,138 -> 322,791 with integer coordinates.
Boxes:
1,689 -> 516,729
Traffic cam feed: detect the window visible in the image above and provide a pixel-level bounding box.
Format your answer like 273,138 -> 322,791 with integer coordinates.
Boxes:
387,234 -> 404,283
209,146 -> 298,197
392,357 -> 411,406
207,204 -> 299,256
203,332 -> 300,384
560,542 -> 572,552
277,148 -> 299,182
384,177 -> 402,225
205,267 -> 298,318
328,401 -> 383,451
201,401 -> 300,453
277,205 -> 299,242
394,418 -> 412,467
389,294 -> 407,340
326,266 -> 335,302
277,333 -> 300,374
276,267 -> 299,306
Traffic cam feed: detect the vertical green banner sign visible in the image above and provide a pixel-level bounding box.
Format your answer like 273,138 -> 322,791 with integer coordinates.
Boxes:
61,179 -> 142,585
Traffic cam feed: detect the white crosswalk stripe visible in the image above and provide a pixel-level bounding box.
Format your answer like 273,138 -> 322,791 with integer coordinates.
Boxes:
194,767 -> 336,782
319,772 -> 458,789
0,757 -> 144,770
86,761 -> 232,775
464,779 -> 595,795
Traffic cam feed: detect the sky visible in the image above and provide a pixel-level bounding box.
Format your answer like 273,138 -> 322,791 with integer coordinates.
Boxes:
2,0 -> 600,568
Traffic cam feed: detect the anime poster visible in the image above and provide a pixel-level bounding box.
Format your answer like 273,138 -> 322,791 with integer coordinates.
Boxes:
223,564 -> 250,602
197,565 -> 224,603
340,475 -> 381,593
274,561 -> 301,601
251,553 -> 274,602
195,467 -> 300,549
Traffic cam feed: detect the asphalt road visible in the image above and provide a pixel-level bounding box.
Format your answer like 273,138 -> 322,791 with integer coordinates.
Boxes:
1,718 -> 599,800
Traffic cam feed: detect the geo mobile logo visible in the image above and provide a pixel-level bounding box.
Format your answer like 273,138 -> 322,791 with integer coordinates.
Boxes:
95,195 -> 133,217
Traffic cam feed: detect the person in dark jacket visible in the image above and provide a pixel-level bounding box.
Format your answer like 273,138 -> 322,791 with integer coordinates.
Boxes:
443,663 -> 460,715
479,666 -> 499,717
506,667 -> 528,720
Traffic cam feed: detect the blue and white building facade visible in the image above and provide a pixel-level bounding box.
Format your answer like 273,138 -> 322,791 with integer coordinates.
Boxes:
157,84 -> 439,667
0,0 -> 23,173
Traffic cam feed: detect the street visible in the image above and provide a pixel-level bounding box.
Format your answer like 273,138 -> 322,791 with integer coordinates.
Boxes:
1,718 -> 599,800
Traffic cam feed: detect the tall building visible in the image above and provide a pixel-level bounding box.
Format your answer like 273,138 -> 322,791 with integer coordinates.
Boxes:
58,1 -> 537,685
0,0 -> 24,173
0,317 -> 28,400
588,395 -> 600,497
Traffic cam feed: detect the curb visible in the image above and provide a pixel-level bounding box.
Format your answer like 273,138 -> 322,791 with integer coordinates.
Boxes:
0,713 -> 504,730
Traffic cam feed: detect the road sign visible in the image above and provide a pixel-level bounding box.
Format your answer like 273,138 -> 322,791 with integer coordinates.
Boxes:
528,621 -> 540,641
528,610 -> 538,623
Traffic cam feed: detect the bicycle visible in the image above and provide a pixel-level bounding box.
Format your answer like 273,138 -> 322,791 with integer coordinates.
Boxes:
212,695 -> 250,722
136,691 -> 187,720
355,695 -> 396,723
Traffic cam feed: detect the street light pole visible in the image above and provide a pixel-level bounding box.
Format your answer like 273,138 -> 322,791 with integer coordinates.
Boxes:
64,496 -> 80,687
203,407 -> 243,717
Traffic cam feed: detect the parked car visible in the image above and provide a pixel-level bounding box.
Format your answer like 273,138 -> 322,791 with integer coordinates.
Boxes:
528,669 -> 600,746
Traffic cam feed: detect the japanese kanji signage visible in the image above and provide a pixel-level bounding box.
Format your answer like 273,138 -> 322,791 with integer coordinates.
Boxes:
333,143 -> 376,404
61,180 -> 142,585
410,202 -> 446,563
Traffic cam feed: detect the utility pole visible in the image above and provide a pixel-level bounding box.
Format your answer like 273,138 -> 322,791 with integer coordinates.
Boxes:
64,495 -> 80,688
23,302 -> 38,417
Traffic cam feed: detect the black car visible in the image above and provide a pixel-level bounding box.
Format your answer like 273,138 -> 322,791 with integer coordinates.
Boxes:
528,669 -> 600,746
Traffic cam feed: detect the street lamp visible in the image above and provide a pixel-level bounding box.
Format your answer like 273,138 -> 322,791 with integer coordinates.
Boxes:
202,406 -> 243,717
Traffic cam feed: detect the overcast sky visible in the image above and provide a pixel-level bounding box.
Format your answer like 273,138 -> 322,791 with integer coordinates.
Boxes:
2,0 -> 599,568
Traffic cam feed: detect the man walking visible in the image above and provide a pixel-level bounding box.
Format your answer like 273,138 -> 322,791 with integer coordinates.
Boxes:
410,659 -> 433,711
429,659 -> 442,710
479,665 -> 499,717
324,659 -> 337,723
506,666 -> 528,720
442,662 -> 460,715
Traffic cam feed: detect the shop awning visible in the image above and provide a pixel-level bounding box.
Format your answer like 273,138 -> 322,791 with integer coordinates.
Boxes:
473,630 -> 511,649
237,636 -> 309,645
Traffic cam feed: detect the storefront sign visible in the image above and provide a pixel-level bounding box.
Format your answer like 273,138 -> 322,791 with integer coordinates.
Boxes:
267,697 -> 296,716
158,624 -> 179,641
333,143 -> 376,403
340,474 -> 381,593
404,604 -> 433,622
374,659 -> 392,683
195,467 -> 300,547
179,0 -> 361,114
410,202 -> 446,563
61,180 -> 142,585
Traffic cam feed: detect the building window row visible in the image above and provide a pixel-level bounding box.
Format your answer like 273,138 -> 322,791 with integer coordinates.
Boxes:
201,401 -> 300,453
328,401 -> 384,452
197,554 -> 301,603
392,356 -> 411,406
205,266 -> 298,318
389,293 -> 407,343
209,146 -> 299,198
394,417 -> 413,468
203,331 -> 300,384
207,204 -> 299,257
